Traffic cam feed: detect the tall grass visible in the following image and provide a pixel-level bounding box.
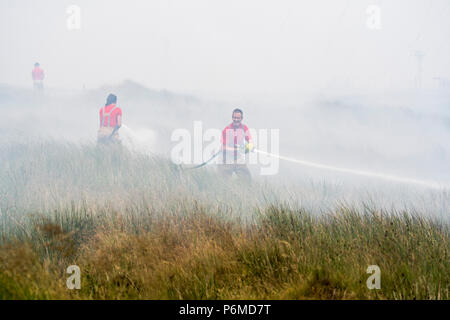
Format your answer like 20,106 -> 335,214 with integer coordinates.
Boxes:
0,141 -> 448,299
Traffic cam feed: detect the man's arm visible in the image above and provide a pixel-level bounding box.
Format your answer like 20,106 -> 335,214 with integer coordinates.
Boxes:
244,126 -> 254,152
116,114 -> 122,128
244,125 -> 252,143
107,114 -> 122,139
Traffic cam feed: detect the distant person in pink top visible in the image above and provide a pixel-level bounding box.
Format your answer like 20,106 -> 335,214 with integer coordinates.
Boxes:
31,62 -> 44,91
97,94 -> 122,145
219,108 -> 254,182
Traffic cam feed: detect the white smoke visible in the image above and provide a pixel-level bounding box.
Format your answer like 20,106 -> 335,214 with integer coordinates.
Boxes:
120,124 -> 157,156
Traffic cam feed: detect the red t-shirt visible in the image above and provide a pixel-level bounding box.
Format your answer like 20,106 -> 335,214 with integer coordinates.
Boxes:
99,104 -> 122,128
32,67 -> 44,80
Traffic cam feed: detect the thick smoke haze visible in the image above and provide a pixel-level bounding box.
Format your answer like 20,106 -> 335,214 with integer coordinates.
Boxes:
1,0 -> 450,97
0,1 -> 449,217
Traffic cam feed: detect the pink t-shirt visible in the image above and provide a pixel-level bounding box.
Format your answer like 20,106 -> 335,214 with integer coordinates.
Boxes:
99,104 -> 122,128
221,123 -> 252,163
32,67 -> 44,81
221,123 -> 251,147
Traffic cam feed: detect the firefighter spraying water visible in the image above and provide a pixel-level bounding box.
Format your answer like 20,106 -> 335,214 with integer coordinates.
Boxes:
184,109 -> 446,190
218,108 -> 254,182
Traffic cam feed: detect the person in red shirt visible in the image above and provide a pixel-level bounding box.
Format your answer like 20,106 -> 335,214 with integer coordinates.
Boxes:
97,94 -> 122,145
219,108 -> 254,182
31,62 -> 44,91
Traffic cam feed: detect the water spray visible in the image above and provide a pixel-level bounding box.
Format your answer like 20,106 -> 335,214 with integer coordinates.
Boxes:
254,149 -> 446,190
120,124 -> 156,155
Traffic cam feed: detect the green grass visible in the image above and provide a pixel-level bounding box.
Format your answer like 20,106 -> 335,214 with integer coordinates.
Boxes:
0,141 -> 448,299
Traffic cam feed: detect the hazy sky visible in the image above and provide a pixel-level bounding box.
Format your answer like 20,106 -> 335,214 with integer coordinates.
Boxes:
1,0 -> 449,97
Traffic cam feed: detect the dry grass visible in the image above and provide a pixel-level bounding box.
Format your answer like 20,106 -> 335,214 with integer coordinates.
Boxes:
0,142 -> 448,299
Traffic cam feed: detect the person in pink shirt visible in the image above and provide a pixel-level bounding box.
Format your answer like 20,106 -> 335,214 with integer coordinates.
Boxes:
219,108 -> 254,182
31,62 -> 44,91
97,94 -> 122,145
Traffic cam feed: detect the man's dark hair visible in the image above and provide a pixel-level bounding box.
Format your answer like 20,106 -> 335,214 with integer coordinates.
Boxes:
232,108 -> 243,117
34,62 -> 40,67
106,93 -> 117,106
